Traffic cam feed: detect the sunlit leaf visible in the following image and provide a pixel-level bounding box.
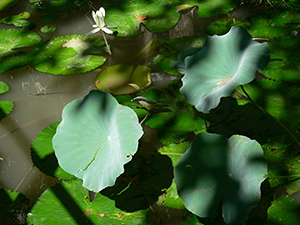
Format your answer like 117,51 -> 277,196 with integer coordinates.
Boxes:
95,64 -> 151,95
52,90 -> 143,192
27,179 -> 148,224
173,26 -> 269,113
40,25 -> 56,34
175,132 -> 267,224
0,29 -> 41,73
30,35 -> 106,75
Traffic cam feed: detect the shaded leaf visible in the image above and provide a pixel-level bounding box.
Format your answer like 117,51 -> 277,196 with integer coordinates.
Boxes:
174,132 -> 267,224
0,0 -> 18,11
52,90 -> 143,192
0,81 -> 13,121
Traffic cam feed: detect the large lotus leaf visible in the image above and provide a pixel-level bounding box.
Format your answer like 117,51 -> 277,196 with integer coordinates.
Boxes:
29,0 -> 87,13
245,10 -> 300,39
0,81 -> 13,121
154,36 -> 205,76
101,0 -> 180,37
173,26 -> 269,113
30,35 -> 107,75
174,132 -> 267,224
0,29 -> 41,73
52,90 -> 143,192
266,195 -> 300,224
95,64 -> 151,95
167,0 -> 239,17
27,179 -> 148,224
31,122 -> 74,179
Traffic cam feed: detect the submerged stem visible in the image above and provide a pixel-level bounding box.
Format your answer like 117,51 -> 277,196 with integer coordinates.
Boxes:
241,85 -> 300,148
101,30 -> 111,55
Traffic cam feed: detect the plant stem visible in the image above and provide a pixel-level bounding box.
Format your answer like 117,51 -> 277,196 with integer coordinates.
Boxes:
241,85 -> 300,148
101,30 -> 111,55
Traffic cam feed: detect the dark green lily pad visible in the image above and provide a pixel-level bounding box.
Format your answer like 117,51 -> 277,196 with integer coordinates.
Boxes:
29,0 -> 87,13
30,35 -> 106,75
204,18 -> 250,35
95,64 -> 152,95
246,10 -> 300,39
172,26 -> 269,113
52,90 -> 143,192
27,179 -> 148,224
174,132 -> 267,224
0,0 -> 18,11
0,29 -> 41,73
101,0 -> 180,37
0,81 -> 13,121
154,36 -> 205,76
266,195 -> 300,224
31,122 -> 74,179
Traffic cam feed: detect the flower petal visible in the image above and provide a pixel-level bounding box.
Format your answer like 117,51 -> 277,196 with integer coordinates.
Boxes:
102,27 -> 113,34
99,7 -> 105,17
85,28 -> 101,36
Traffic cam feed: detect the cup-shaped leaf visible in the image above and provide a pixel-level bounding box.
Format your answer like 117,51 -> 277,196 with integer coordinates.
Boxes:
174,132 -> 267,224
173,26 -> 269,113
52,90 -> 143,192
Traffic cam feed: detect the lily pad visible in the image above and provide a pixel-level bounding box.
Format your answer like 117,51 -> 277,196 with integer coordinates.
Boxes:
95,64 -> 152,95
204,18 -> 250,35
266,195 -> 300,224
31,122 -> 74,179
52,90 -> 143,192
172,26 -> 269,113
102,0 -> 180,37
174,132 -> 267,224
0,29 -> 41,73
0,81 -> 13,121
30,35 -> 107,75
29,0 -> 87,13
40,25 -> 56,34
27,179 -> 148,224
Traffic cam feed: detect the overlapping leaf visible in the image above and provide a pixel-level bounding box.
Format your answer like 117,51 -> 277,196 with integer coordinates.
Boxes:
175,132 -> 267,224
29,0 -> 87,13
52,90 -> 143,192
172,26 -> 269,113
0,81 -> 13,121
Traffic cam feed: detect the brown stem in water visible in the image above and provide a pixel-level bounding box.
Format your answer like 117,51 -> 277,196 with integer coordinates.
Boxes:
14,165 -> 34,192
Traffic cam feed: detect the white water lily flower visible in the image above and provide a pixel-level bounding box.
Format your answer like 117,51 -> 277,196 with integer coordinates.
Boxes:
85,7 -> 117,36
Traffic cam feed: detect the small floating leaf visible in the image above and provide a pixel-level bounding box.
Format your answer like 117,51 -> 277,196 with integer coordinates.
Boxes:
40,25 -> 56,34
0,81 -> 13,120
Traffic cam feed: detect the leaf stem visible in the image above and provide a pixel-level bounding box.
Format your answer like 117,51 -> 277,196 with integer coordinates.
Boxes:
101,30 -> 111,55
241,85 -> 300,148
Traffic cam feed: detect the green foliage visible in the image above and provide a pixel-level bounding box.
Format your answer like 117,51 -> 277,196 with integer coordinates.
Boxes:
0,0 -> 18,11
52,90 -> 143,192
29,0 -> 87,13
